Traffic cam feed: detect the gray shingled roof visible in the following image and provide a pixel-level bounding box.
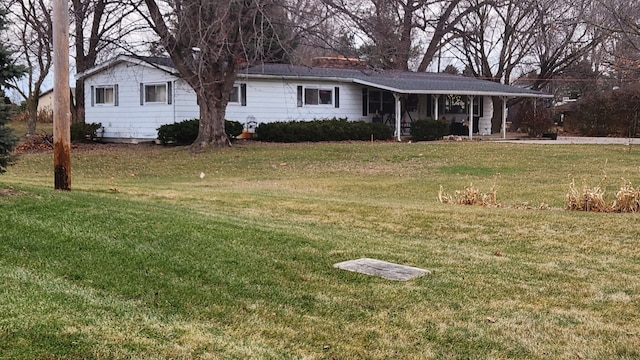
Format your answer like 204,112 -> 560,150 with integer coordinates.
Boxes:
78,56 -> 550,98
241,63 -> 550,98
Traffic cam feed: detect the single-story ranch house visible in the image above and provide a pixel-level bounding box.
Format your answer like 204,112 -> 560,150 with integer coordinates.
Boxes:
76,55 -> 551,143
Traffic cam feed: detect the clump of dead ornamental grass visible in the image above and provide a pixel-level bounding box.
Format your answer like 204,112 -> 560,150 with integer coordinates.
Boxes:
438,184 -> 551,209
438,183 -> 500,207
612,180 -> 640,213
565,178 -> 609,212
565,178 -> 640,213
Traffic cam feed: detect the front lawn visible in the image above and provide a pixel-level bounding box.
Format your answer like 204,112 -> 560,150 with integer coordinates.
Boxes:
1,141 -> 639,359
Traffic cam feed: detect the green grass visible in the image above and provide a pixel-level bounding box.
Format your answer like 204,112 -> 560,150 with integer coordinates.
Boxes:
1,140 -> 640,359
5,119 -> 53,140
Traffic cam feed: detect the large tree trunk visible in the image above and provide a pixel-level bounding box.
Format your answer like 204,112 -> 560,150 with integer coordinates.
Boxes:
72,79 -> 85,124
191,93 -> 230,150
26,95 -> 38,136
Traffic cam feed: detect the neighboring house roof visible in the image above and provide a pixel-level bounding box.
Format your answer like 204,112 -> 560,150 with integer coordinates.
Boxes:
77,55 -> 551,98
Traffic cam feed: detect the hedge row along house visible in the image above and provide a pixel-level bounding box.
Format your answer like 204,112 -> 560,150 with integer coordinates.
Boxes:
75,55 -> 551,143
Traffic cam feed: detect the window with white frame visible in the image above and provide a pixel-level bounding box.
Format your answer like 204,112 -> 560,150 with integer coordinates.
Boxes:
297,86 -> 339,107
229,85 -> 240,103
95,86 -> 114,105
228,84 -> 247,106
91,85 -> 118,106
144,83 -> 167,103
304,88 -> 332,105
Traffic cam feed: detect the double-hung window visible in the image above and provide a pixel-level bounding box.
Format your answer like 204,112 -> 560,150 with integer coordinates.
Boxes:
91,85 -> 118,106
305,88 -> 332,105
228,84 -> 247,106
140,82 -> 173,105
145,84 -> 167,103
297,86 -> 340,107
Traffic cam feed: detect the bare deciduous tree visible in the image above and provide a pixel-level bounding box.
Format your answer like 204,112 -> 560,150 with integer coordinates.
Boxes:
455,0 -> 537,84
140,0 -> 300,149
524,0 -> 606,91
321,0 -> 487,71
594,0 -> 640,85
71,0 -> 143,124
6,0 -> 52,136
453,0 -> 541,132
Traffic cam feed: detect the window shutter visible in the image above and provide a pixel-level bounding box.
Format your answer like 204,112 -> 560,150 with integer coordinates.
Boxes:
114,85 -> 119,106
334,87 -> 340,108
140,83 -> 144,105
167,82 -> 173,104
361,88 -> 368,116
297,86 -> 303,107
241,84 -> 247,106
90,86 -> 94,106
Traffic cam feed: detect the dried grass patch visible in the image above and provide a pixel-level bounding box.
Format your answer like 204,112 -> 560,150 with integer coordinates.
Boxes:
565,179 -> 609,212
440,177 -> 640,213
438,183 -> 500,207
612,180 -> 640,213
565,178 -> 640,213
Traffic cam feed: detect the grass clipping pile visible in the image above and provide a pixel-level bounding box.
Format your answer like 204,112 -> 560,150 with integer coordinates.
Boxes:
566,178 -> 640,213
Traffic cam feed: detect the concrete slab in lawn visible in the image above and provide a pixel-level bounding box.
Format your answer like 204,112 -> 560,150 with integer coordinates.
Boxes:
334,258 -> 430,281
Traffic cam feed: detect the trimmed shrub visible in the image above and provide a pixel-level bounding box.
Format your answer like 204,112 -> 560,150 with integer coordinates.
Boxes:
157,119 -> 244,145
70,122 -> 102,142
254,118 -> 393,142
226,120 -> 244,138
410,118 -> 449,141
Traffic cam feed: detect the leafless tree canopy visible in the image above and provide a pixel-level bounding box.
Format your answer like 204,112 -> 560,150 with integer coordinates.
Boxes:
141,0 -> 306,149
320,0 -> 489,71
71,0 -> 144,124
6,0 -> 640,144
5,0 -> 52,135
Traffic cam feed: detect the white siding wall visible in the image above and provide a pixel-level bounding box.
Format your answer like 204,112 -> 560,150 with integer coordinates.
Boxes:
174,80 -> 199,120
84,62 -> 180,142
223,79 -> 366,125
84,63 -> 370,141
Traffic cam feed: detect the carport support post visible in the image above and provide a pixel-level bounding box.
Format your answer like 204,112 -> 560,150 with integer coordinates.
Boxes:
433,95 -> 440,121
394,93 -> 401,141
468,95 -> 474,140
501,97 -> 508,139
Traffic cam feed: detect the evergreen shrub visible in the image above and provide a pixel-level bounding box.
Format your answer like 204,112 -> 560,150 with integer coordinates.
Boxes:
157,119 -> 244,145
410,118 -> 450,141
70,122 -> 103,142
255,118 -> 392,142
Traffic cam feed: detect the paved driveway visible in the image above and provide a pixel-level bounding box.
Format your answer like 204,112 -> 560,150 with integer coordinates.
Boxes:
500,136 -> 637,145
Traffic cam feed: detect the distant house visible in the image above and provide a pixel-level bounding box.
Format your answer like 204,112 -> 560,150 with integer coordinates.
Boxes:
75,55 -> 551,143
38,88 -> 75,113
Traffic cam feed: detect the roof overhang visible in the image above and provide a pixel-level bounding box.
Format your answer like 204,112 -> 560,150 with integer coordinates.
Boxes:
75,55 -> 179,80
351,79 -> 552,98
78,57 -> 553,99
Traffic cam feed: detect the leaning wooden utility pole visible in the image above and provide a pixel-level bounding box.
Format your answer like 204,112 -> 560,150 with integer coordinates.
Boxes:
52,0 -> 71,190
